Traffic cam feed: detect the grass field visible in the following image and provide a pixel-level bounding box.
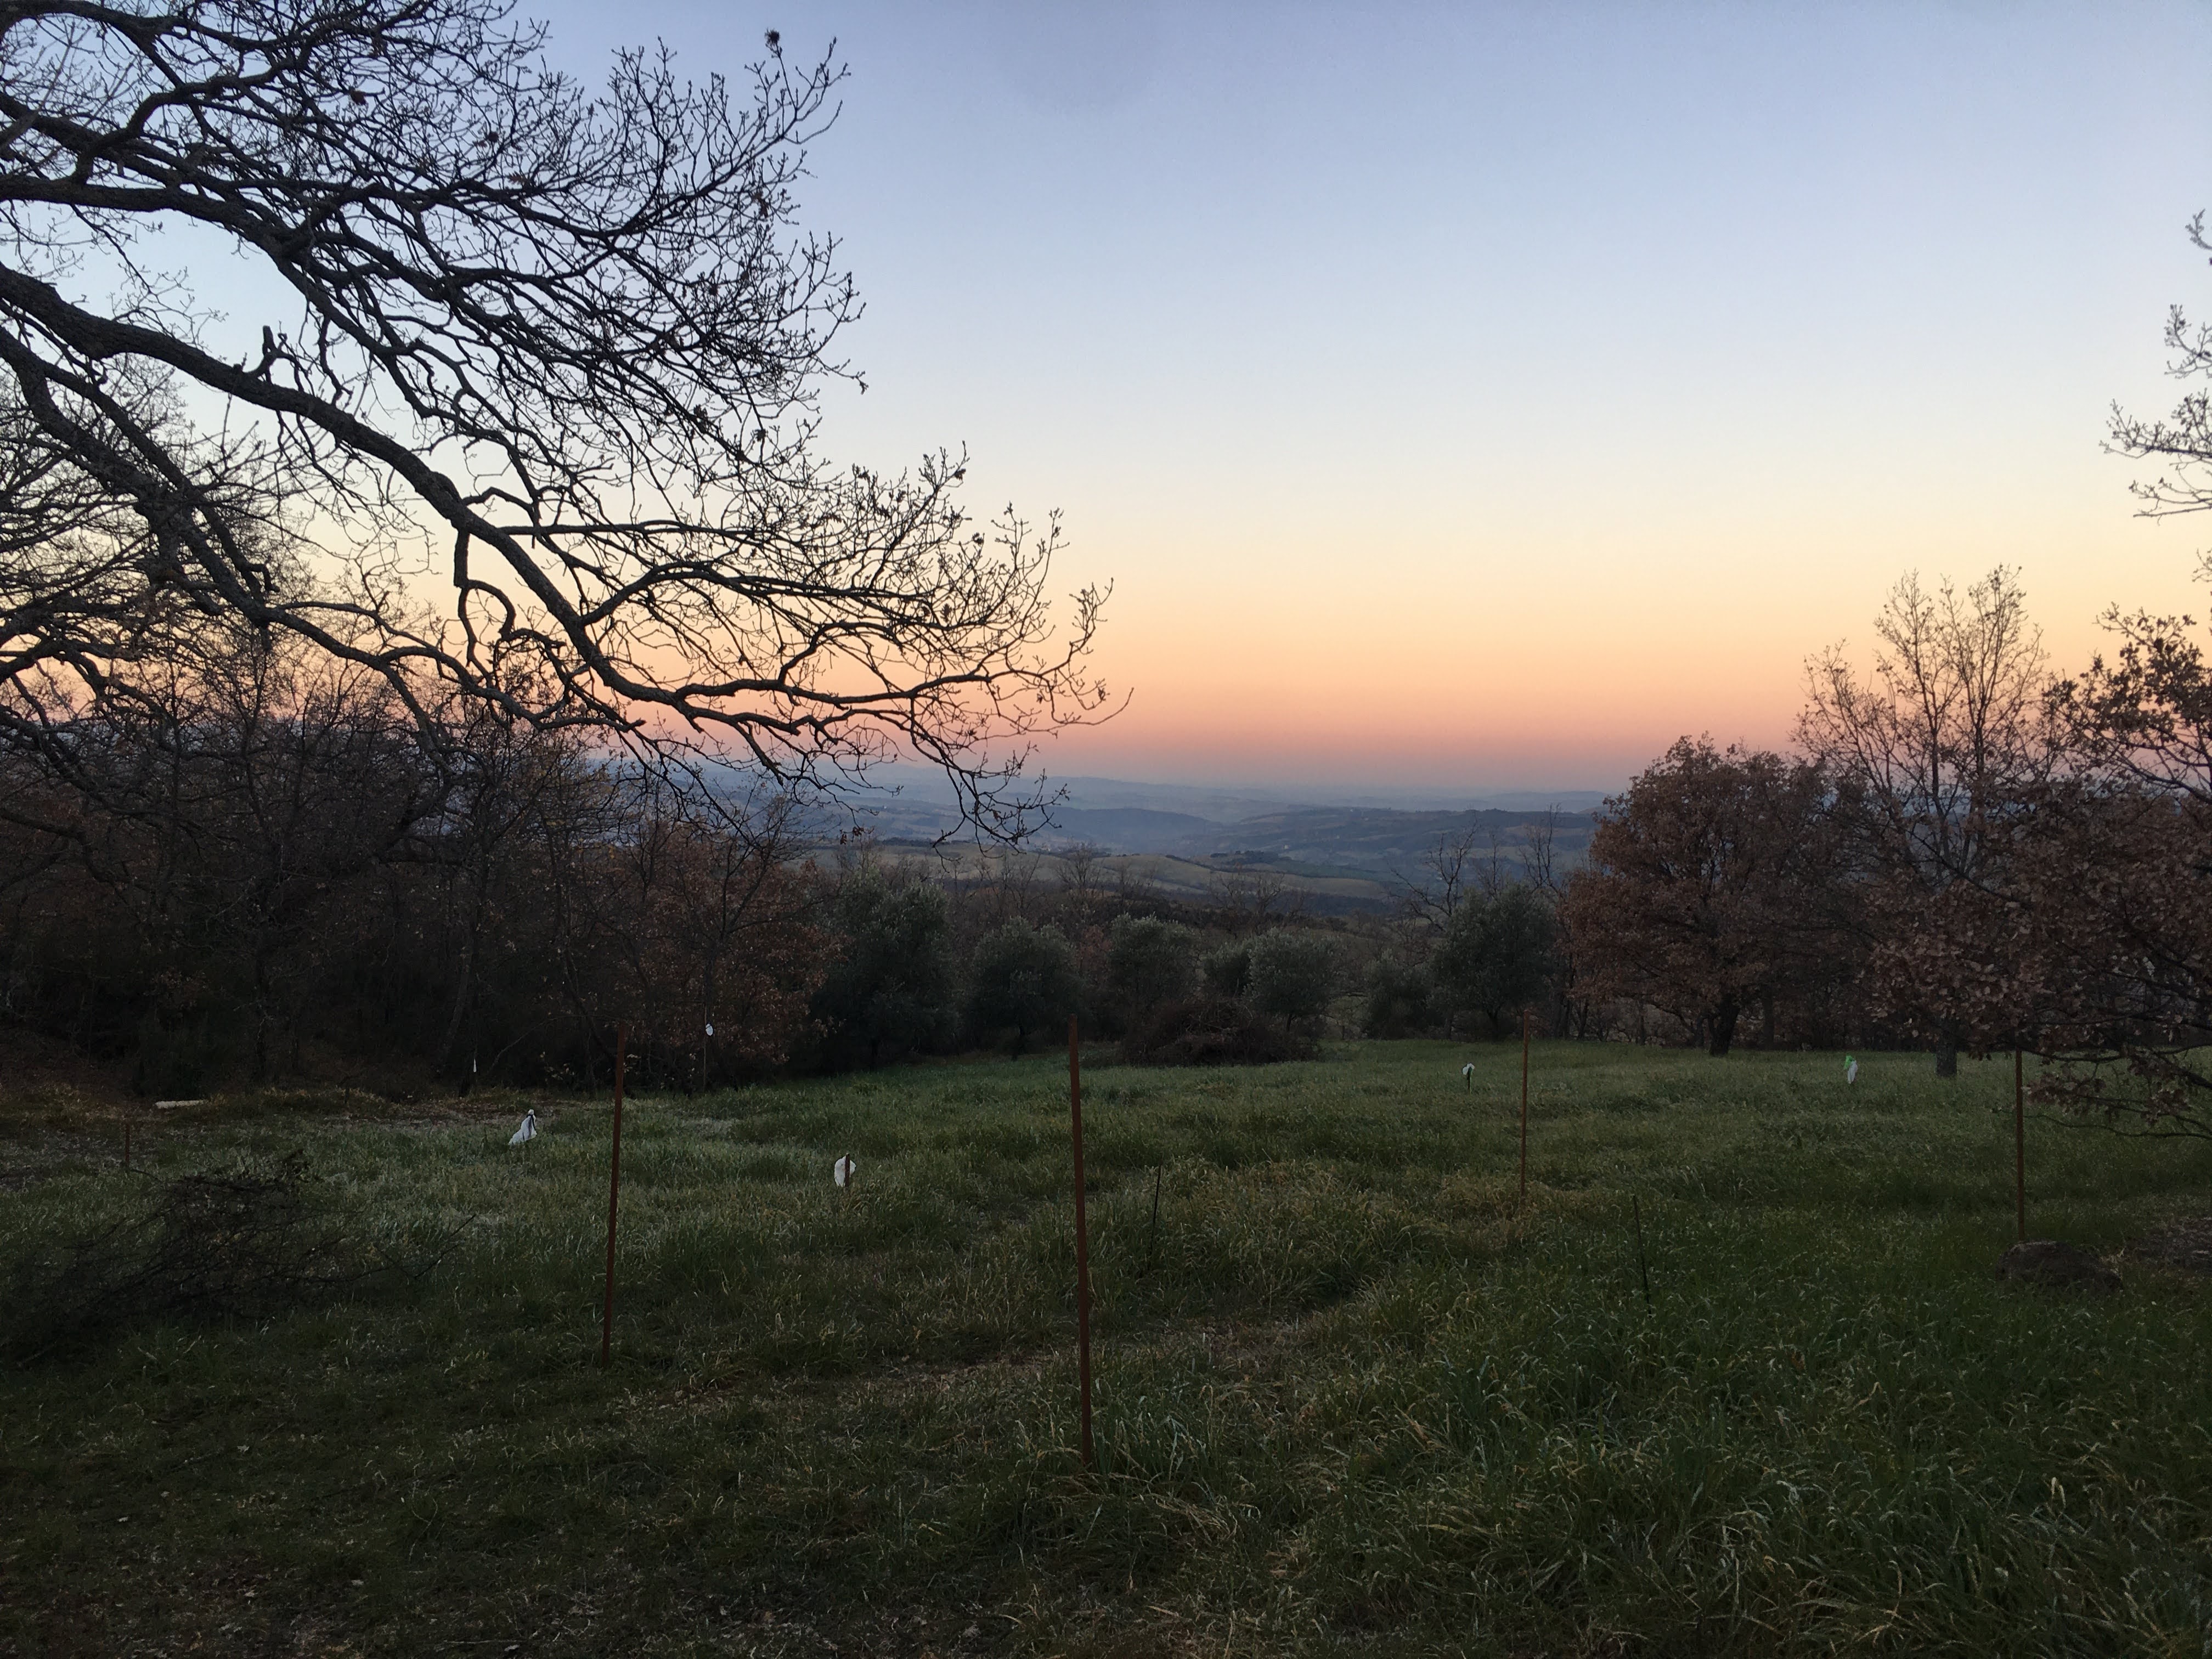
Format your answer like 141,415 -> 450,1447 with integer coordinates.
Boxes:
4,1042 -> 2211,1656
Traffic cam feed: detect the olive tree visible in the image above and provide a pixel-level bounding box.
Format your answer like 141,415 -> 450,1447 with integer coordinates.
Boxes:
1104,913 -> 1196,1026
966,919 -> 1079,1053
1246,927 -> 1337,1034
1201,940 -> 1253,999
1432,884 -> 1556,1039
812,866 -> 955,1068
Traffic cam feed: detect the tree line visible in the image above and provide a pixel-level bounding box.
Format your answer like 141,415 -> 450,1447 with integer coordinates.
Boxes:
9,560 -> 2212,1128
1454,562 -> 2212,1137
0,620 -> 1371,1093
1355,219 -> 2212,1144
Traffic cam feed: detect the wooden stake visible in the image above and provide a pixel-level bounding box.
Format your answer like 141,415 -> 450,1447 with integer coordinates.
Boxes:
2015,1047 -> 2027,1245
122,1118 -> 131,1171
1069,1015 -> 1094,1471
1519,1008 -> 1531,1206
600,1021 -> 628,1368
1146,1163 -> 1163,1274
1633,1194 -> 1651,1305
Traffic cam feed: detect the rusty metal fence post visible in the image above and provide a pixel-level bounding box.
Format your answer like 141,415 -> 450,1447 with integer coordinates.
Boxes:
600,1022 -> 628,1367
1069,1015 -> 1094,1470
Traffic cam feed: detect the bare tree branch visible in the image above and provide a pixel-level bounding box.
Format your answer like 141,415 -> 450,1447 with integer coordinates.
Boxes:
0,0 -> 1110,826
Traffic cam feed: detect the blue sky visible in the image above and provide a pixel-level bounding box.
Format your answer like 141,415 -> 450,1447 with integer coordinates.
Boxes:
447,4 -> 2212,785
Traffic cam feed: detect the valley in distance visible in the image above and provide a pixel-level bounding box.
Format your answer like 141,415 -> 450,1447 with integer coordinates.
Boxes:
826,770 -> 1610,916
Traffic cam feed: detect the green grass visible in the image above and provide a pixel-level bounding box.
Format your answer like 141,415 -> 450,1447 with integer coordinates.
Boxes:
4,1043 -> 2211,1656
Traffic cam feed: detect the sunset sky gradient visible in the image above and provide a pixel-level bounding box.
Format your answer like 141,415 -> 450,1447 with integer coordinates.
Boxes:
539,1 -> 2212,792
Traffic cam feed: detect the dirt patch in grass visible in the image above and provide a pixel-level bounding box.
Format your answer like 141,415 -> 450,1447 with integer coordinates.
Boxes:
2128,1214 -> 2212,1273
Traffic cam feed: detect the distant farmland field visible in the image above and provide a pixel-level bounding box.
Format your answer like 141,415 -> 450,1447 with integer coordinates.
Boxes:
828,793 -> 1599,916
5,1044 -> 2210,1656
876,840 -> 1407,916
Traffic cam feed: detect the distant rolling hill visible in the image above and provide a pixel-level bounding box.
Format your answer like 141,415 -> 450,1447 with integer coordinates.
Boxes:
1170,806 -> 1594,882
837,792 -> 1597,911
1031,806 -> 1224,851
828,799 -> 1232,851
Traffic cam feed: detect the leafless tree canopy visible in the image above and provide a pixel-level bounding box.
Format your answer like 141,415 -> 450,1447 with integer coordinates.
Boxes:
1794,570 -> 2054,1070
1799,568 -> 2052,893
2108,212 -> 2212,528
0,0 -> 1107,820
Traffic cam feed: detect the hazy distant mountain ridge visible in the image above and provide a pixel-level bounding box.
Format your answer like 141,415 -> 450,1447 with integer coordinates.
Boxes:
839,775 -> 1600,884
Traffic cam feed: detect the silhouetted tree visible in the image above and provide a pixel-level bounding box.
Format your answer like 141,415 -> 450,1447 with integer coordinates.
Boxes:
1799,569 -> 2052,1075
0,0 -> 1105,822
586,778 -> 824,1085
1104,914 -> 1197,1029
2007,212 -> 2212,1131
1361,953 -> 1434,1039
1201,940 -> 1253,1000
1984,601 -> 2212,1133
1395,823 -> 1483,935
813,866 -> 956,1068
1564,738 -> 1842,1055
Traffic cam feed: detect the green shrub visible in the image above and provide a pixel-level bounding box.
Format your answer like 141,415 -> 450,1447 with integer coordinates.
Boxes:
1121,995 -> 1310,1065
1362,953 -> 1435,1037
1201,940 -> 1252,998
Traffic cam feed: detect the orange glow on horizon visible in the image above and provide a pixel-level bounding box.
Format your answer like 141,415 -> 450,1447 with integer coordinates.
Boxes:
1033,512 -> 2203,792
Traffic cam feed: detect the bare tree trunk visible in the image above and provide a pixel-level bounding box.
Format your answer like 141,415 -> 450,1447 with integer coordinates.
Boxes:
439,923 -> 477,1084
1707,998 -> 1740,1057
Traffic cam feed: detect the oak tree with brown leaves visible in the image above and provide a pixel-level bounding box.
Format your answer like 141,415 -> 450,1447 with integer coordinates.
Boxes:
2014,605 -> 2212,1136
1564,737 -> 1841,1055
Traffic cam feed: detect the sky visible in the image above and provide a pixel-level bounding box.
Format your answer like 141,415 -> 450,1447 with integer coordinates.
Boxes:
445,5 -> 2212,789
